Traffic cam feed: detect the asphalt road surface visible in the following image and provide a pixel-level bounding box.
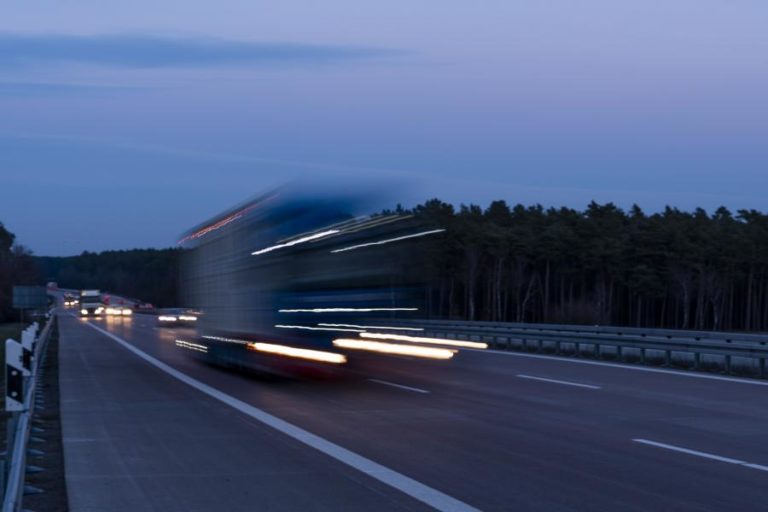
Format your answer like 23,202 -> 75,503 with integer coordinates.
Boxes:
57,310 -> 768,511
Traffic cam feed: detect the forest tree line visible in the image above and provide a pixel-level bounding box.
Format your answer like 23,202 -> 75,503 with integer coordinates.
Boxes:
5,197 -> 768,332
0,222 -> 40,322
411,200 -> 768,332
36,249 -> 180,308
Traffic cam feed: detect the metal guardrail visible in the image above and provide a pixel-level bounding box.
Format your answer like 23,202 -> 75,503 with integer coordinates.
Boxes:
381,319 -> 768,378
1,314 -> 54,512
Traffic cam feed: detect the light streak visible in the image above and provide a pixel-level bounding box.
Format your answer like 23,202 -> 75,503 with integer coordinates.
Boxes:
330,229 -> 445,254
178,315 -> 197,321
252,229 -> 339,256
360,332 -> 488,349
332,338 -> 455,359
318,323 -> 424,332
337,215 -> 411,235
202,335 -> 249,344
177,201 -> 263,245
279,307 -> 418,313
275,324 -> 363,333
201,335 -> 347,364
175,339 -> 208,353
248,342 -> 347,364
158,315 -> 178,322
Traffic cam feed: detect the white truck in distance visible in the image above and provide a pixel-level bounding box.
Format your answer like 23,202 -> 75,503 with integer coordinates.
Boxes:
79,290 -> 104,316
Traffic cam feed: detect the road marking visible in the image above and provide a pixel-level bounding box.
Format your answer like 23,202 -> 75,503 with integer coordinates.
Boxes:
633,439 -> 768,472
368,379 -> 430,394
464,348 -> 768,387
516,374 -> 600,389
79,319 -> 478,512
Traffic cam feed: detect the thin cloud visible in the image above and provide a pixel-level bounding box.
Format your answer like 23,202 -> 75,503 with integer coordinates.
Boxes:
0,82 -> 141,96
0,33 -> 405,69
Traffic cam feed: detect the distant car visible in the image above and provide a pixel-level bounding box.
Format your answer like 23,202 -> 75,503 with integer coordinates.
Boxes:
105,305 -> 133,316
157,308 -> 200,327
63,294 -> 79,307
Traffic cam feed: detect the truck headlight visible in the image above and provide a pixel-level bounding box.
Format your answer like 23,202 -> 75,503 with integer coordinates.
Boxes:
80,309 -> 88,315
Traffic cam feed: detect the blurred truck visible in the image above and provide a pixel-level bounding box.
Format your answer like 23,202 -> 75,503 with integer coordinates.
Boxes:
79,290 -> 105,317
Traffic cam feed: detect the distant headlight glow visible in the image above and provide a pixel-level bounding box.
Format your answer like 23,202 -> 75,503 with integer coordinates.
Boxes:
80,309 -> 88,315
158,315 -> 177,322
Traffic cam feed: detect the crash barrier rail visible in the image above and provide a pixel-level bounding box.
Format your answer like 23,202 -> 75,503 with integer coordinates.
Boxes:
1,314 -> 55,512
381,319 -> 768,378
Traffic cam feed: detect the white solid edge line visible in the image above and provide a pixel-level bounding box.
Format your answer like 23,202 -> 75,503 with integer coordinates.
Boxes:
633,439 -> 768,473
79,320 -> 478,512
516,374 -> 600,390
463,347 -> 768,387
369,379 -> 431,394
742,464 -> 768,472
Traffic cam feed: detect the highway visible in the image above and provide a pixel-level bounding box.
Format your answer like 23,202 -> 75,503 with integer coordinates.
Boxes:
58,311 -> 768,511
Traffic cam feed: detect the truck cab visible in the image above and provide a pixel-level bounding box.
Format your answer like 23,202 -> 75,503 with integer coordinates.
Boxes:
79,290 -> 105,316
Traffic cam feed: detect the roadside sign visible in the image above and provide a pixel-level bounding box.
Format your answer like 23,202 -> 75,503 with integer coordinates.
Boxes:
12,286 -> 48,310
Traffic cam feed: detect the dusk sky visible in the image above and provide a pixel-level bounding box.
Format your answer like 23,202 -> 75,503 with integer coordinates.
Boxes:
1,1 -> 766,255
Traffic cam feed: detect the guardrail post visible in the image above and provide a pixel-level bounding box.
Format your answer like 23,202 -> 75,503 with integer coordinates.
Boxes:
2,315 -> 54,511
3,338 -> 25,503
595,343 -> 601,359
693,352 -> 701,370
724,354 -> 732,374
760,358 -> 766,379
640,348 -> 646,364
616,345 -> 622,361
5,340 -> 24,413
665,350 -> 671,367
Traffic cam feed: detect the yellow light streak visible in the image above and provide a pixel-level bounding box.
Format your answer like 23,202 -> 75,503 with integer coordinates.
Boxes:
360,332 -> 487,349
248,342 -> 347,364
332,338 -> 455,359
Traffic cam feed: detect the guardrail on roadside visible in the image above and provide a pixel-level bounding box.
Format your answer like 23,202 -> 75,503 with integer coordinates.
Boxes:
1,314 -> 55,512
379,319 -> 768,378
